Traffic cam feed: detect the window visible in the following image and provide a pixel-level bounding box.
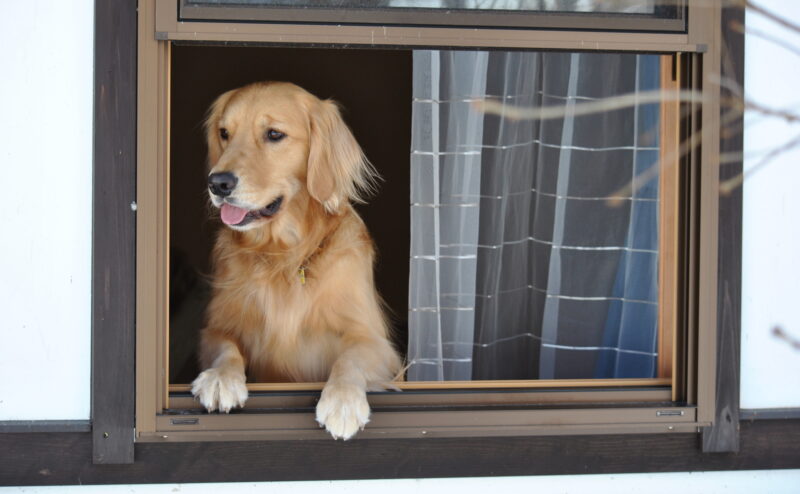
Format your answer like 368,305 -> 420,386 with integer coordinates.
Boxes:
136,0 -> 722,442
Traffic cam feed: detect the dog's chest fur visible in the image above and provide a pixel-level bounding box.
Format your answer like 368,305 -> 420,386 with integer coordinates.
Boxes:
215,248 -> 338,382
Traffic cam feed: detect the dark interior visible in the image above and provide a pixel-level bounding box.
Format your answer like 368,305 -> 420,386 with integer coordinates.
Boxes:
169,44 -> 413,384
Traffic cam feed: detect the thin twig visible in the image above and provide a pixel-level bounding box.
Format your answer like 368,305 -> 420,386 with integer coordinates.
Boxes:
720,133 -> 800,194
607,122 -> 705,207
720,150 -> 745,165
744,100 -> 800,124
474,89 -> 707,122
478,86 -> 705,205
720,101 -> 745,139
745,0 -> 800,36
731,19 -> 800,59
773,326 -> 800,351
609,96 -> 746,203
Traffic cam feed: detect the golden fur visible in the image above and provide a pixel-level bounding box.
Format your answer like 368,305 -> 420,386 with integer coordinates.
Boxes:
191,82 -> 401,440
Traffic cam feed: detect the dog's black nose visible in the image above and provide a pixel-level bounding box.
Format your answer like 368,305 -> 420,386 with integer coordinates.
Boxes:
208,172 -> 238,197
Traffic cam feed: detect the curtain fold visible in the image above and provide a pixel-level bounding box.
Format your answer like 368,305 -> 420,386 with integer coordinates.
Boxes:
407,51 -> 488,381
408,50 -> 661,381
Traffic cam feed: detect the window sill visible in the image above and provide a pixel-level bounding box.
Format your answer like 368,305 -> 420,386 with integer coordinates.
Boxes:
3,419 -> 800,485
143,404 -> 700,442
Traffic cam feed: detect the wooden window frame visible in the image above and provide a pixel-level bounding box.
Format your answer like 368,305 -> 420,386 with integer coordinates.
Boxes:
134,0 -> 717,444
165,52 -> 680,395
0,1 -> 767,486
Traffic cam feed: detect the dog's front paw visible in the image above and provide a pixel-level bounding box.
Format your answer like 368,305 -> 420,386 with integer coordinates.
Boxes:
191,367 -> 248,413
316,383 -> 370,440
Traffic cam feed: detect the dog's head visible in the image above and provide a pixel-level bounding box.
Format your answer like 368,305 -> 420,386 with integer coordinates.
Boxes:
204,82 -> 376,232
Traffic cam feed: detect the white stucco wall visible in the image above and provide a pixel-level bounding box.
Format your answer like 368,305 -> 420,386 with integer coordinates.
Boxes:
740,0 -> 800,410
0,0 -> 93,420
0,0 -> 798,491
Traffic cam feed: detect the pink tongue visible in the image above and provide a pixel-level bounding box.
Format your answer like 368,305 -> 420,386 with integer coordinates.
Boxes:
220,203 -> 249,225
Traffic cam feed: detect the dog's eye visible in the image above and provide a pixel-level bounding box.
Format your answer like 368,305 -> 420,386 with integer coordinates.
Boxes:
266,129 -> 285,142
219,128 -> 229,141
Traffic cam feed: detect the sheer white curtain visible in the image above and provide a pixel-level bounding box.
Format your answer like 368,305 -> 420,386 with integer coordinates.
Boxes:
408,51 -> 661,381
407,51 -> 488,381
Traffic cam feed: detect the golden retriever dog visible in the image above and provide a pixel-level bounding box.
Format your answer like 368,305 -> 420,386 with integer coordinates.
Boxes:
191,82 -> 402,440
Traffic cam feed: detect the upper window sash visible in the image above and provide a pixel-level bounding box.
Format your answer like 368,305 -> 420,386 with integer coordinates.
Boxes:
178,0 -> 687,32
156,0 -> 708,53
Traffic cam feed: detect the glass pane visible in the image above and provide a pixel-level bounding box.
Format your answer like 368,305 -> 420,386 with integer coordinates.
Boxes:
180,0 -> 684,31
187,0 -> 662,15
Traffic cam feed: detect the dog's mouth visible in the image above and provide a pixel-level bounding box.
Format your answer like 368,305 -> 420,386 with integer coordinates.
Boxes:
219,196 -> 284,227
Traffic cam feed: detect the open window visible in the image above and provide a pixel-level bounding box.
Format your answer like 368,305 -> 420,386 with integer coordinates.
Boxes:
136,0 -> 721,441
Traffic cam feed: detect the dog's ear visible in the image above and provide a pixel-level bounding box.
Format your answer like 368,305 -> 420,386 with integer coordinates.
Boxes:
204,89 -> 237,167
307,99 -> 378,214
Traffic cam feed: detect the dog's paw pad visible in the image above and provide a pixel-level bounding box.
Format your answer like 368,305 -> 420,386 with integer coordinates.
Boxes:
191,367 -> 248,413
315,384 -> 370,440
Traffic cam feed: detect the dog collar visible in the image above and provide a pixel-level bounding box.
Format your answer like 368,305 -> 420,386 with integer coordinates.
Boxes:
297,233 -> 331,286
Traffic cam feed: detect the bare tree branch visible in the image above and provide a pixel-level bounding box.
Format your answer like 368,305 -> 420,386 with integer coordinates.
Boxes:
743,100 -> 800,124
745,0 -> 800,36
471,2 -> 800,201
720,133 -> 800,194
474,89 -> 707,121
773,326 -> 800,351
606,125 -> 703,207
731,19 -> 800,59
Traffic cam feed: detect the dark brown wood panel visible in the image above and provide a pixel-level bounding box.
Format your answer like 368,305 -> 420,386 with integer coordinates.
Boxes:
702,5 -> 744,454
0,421 -> 91,433
2,420 -> 799,486
91,0 -> 138,464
